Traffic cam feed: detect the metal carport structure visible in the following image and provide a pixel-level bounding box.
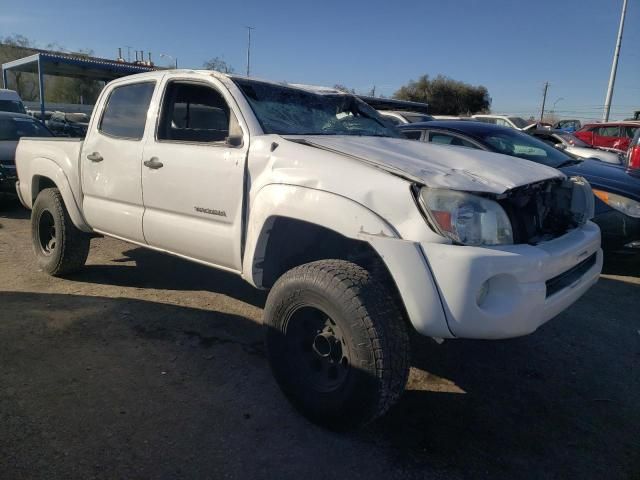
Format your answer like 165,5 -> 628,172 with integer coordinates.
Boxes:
2,51 -> 157,119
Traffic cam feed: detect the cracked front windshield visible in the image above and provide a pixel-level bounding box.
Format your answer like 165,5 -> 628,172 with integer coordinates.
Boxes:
233,78 -> 399,137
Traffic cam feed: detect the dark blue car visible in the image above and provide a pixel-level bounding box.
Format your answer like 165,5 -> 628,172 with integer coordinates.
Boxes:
399,121 -> 640,251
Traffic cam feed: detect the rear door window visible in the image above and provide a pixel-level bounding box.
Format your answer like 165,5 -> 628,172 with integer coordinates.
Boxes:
595,126 -> 620,137
475,117 -> 496,124
99,82 -> 155,140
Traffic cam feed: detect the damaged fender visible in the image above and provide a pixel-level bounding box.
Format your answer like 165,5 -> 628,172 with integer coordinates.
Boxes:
242,183 -> 452,338
242,183 -> 397,286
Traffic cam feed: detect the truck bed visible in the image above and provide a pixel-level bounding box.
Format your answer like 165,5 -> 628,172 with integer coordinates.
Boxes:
15,137 -> 84,210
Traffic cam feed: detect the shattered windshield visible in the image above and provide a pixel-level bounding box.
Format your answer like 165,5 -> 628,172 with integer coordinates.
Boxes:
233,78 -> 399,137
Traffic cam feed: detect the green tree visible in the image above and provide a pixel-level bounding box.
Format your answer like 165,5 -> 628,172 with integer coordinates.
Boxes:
0,35 -> 39,100
333,84 -> 355,94
394,74 -> 491,115
202,57 -> 234,73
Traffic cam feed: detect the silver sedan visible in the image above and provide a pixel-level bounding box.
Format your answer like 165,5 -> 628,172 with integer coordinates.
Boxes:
530,129 -> 622,164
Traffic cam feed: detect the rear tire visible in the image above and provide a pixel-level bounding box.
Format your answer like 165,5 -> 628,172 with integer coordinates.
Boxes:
31,188 -> 90,276
264,259 -> 410,430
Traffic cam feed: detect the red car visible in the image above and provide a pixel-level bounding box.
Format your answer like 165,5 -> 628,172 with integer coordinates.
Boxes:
574,121 -> 640,152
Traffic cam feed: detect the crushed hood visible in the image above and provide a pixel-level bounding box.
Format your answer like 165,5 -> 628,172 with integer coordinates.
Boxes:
285,135 -> 564,194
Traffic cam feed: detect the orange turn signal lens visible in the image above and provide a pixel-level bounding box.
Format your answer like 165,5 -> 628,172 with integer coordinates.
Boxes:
432,210 -> 453,233
592,189 -> 609,203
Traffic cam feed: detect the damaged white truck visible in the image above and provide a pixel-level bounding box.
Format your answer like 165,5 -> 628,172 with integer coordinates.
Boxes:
15,70 -> 602,430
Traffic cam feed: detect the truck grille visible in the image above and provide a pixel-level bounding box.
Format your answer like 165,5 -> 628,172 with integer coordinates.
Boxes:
545,253 -> 596,298
498,178 -> 588,245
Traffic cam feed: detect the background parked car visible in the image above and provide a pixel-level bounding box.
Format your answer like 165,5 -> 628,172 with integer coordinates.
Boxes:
554,119 -> 581,133
529,128 -> 622,164
0,89 -> 27,114
627,128 -> 640,171
471,114 -> 532,130
574,122 -> 640,152
399,121 -> 640,251
47,111 -> 90,137
431,115 -> 471,121
0,112 -> 53,200
378,110 -> 434,125
356,95 -> 432,125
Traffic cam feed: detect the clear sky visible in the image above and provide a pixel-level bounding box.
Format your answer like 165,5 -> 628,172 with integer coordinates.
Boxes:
2,0 -> 638,121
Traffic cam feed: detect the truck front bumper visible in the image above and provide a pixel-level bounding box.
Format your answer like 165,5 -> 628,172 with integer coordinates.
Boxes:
422,221 -> 602,339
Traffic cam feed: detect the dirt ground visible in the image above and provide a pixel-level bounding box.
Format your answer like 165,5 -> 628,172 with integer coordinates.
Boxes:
1,199 -> 639,480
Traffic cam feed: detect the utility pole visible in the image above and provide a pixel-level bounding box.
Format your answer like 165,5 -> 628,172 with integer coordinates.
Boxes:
540,82 -> 549,122
246,26 -> 255,77
603,0 -> 628,122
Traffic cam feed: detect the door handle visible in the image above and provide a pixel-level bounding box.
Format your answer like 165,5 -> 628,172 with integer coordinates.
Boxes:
87,152 -> 103,162
144,157 -> 164,169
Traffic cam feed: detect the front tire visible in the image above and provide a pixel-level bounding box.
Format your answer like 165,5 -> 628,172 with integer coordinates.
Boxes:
31,188 -> 90,276
264,259 -> 410,430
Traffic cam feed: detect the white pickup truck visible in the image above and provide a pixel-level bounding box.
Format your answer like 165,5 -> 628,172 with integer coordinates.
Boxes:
16,70 -> 602,430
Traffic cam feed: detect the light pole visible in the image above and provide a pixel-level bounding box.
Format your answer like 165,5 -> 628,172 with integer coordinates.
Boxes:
246,26 -> 255,77
160,53 -> 178,69
603,0 -> 628,122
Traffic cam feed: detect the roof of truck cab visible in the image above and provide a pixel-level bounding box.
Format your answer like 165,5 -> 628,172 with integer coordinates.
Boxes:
108,70 -> 350,96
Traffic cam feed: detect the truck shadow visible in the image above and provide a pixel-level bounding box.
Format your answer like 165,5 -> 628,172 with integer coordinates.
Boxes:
72,246 -> 267,308
0,198 -> 30,220
370,275 -> 640,479
602,250 -> 640,276
2,274 -> 638,479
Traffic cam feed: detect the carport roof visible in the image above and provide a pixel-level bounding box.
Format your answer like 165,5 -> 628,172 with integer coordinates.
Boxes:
2,51 -> 157,81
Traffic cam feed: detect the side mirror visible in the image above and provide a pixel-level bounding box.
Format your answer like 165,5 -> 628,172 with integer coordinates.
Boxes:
225,135 -> 243,147
554,143 -> 567,150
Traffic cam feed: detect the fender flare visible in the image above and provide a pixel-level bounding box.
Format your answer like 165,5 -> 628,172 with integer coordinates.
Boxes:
242,183 -> 452,338
242,184 -> 398,287
27,157 -> 91,232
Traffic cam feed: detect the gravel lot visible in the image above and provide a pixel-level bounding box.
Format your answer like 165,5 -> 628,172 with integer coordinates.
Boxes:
1,200 -> 639,480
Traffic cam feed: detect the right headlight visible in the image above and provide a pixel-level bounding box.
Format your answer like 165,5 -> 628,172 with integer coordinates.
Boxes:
418,188 -> 514,246
593,189 -> 640,218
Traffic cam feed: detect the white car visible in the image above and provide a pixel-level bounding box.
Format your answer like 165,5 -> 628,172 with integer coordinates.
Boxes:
378,110 -> 434,125
530,129 -> 623,164
472,114 -> 532,130
15,70 -> 602,429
